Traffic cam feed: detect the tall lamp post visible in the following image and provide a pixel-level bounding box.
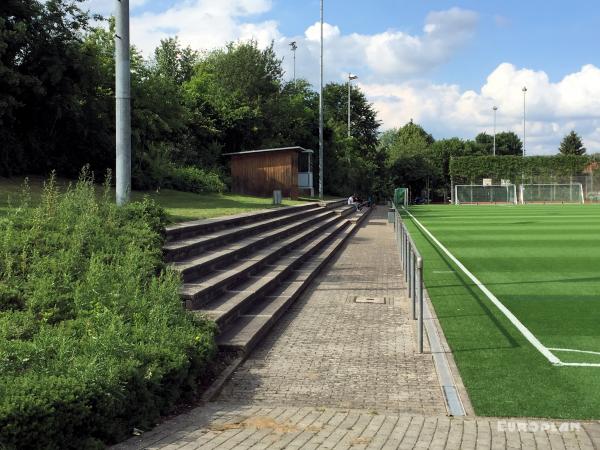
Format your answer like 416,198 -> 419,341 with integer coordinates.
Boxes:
522,86 -> 527,157
115,0 -> 131,206
289,41 -> 297,85
347,73 -> 358,138
318,0 -> 324,199
492,106 -> 498,156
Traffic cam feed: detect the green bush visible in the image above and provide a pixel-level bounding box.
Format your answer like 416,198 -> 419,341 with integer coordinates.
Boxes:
0,171 -> 217,449
166,166 -> 226,194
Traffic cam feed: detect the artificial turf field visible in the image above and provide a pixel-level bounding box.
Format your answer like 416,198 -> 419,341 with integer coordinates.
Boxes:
401,204 -> 600,419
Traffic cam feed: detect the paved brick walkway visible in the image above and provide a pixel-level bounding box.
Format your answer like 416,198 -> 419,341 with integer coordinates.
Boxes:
114,404 -> 600,450
114,208 -> 600,449
217,206 -> 445,414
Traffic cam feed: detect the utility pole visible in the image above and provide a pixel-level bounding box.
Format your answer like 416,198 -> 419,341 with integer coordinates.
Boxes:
318,0 -> 324,199
522,86 -> 527,157
493,106 -> 498,156
115,0 -> 131,205
347,73 -> 358,138
289,41 -> 297,85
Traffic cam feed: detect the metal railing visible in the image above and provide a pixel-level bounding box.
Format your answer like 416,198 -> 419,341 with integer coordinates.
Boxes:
392,204 -> 424,353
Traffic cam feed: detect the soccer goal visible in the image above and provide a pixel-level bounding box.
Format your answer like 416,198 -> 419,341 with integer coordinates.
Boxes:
454,184 -> 518,205
519,183 -> 584,204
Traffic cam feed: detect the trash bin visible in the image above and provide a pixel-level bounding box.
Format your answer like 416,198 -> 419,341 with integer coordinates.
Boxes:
273,190 -> 282,205
387,208 -> 395,223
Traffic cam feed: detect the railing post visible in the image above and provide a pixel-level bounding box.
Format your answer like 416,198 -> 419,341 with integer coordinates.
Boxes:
411,252 -> 416,301
418,257 -> 424,354
408,242 -> 413,298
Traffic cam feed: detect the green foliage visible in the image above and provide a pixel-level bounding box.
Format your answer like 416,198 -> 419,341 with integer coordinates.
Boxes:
167,166 -> 226,194
0,171 -> 216,449
559,130 -> 586,155
449,155 -> 591,183
495,131 -> 523,156
318,83 -> 382,197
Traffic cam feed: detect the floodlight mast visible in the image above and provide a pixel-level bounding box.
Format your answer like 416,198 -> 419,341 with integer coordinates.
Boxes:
522,86 -> 527,157
492,106 -> 498,156
289,41 -> 297,85
318,0 -> 324,199
115,0 -> 131,206
347,73 -> 358,138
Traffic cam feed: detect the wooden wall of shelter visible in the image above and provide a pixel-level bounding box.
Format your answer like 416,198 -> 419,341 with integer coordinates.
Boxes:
230,149 -> 299,198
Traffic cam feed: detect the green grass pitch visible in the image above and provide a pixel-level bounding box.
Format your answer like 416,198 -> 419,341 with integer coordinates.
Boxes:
402,204 -> 600,419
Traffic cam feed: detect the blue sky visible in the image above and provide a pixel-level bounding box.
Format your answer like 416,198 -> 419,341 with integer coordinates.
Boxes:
88,0 -> 600,154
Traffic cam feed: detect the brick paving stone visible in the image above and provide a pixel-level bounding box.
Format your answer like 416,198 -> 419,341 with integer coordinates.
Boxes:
217,207 -> 446,415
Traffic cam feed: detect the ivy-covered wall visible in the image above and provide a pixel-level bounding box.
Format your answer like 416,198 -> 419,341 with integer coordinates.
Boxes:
449,155 -> 591,184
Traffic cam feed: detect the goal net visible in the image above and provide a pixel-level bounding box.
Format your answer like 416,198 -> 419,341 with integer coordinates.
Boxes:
519,183 -> 584,204
455,184 -> 517,205
393,187 -> 409,207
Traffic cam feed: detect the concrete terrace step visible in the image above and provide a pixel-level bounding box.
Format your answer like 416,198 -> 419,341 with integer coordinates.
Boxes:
165,198 -> 345,243
173,206 -> 354,283
192,218 -> 351,332
164,203 -> 318,242
163,206 -> 326,262
216,207 -> 372,353
179,207 -> 355,308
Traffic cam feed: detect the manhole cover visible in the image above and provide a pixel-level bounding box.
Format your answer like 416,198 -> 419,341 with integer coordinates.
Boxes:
353,296 -> 387,304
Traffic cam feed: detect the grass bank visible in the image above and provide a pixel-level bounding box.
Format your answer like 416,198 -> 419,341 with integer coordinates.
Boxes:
0,176 -> 307,222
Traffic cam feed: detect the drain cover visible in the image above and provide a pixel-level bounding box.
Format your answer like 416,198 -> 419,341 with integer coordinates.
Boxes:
354,296 -> 386,304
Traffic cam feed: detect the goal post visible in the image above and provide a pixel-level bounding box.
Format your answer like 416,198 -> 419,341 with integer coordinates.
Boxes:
520,183 -> 584,204
454,184 -> 518,205
393,187 -> 409,207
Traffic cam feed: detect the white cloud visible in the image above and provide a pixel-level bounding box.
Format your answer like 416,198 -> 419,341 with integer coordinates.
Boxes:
361,64 -> 600,155
280,8 -> 478,83
92,0 -> 276,55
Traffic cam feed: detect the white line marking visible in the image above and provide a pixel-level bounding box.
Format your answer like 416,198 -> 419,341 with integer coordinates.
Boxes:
401,207 -> 562,366
549,348 -> 600,356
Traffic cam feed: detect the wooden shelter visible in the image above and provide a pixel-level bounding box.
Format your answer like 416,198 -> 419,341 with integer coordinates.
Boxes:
224,147 -> 314,198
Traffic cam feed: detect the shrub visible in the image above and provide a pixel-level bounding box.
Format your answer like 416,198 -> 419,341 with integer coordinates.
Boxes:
166,166 -> 226,194
0,171 -> 217,449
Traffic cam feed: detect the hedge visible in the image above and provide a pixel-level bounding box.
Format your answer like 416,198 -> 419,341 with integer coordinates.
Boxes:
449,155 -> 591,184
0,171 -> 217,449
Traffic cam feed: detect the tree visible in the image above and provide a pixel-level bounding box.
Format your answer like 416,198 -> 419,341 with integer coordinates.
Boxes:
379,121 -> 434,163
559,131 -> 586,155
475,132 -> 493,154
495,131 -> 523,156
154,37 -> 198,84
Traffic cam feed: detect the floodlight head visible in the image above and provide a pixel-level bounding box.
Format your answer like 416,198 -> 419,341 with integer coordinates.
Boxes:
493,106 -> 498,111
289,41 -> 297,50
349,73 -> 358,80
522,86 -> 528,93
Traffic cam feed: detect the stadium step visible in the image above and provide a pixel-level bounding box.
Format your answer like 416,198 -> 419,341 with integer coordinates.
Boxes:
216,221 -> 360,353
164,199 -> 346,243
179,207 -> 354,308
163,205 -> 324,262
191,218 -> 351,331
172,207 -> 344,283
164,199 -> 370,355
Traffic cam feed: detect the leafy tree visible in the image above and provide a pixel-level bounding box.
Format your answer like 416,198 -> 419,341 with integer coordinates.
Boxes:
495,131 -> 523,156
559,130 -> 586,155
320,83 -> 381,196
475,132 -> 494,154
188,40 -> 283,153
154,37 -> 198,84
0,0 -> 98,176
380,121 -> 434,163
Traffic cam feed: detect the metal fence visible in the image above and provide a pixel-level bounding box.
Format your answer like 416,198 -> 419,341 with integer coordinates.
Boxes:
392,204 -> 424,353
